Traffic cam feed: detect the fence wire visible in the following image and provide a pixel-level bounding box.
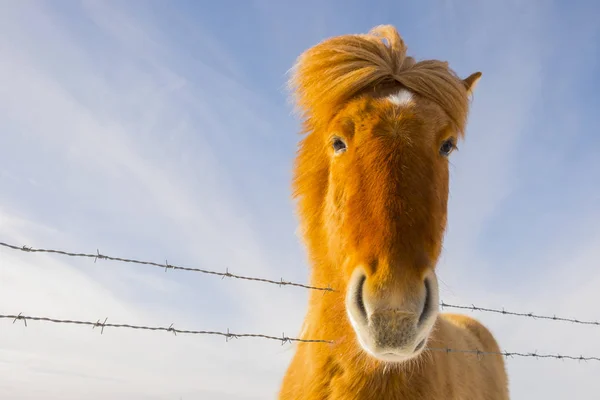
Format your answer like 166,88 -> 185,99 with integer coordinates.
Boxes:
3,313 -> 599,363
2,313 -> 328,344
440,302 -> 600,327
0,241 -> 334,292
2,241 -> 599,328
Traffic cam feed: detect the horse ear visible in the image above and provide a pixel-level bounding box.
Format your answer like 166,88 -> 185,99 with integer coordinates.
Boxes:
463,72 -> 482,96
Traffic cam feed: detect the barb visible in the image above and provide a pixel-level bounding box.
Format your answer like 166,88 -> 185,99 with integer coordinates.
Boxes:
93,317 -> 108,334
440,301 -> 600,327
2,313 -> 598,363
0,313 -> 333,344
13,312 -> 27,327
0,241 -> 334,293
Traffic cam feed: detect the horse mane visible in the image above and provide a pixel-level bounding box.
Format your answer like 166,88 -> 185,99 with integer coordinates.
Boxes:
288,25 -> 473,135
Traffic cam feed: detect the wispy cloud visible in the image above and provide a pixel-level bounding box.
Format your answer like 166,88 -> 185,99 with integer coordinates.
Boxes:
0,2 -> 305,398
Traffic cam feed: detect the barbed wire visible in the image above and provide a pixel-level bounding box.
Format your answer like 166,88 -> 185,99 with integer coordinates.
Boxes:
0,241 -> 334,293
440,301 -> 600,327
3,313 -> 599,362
426,347 -> 600,363
1,313 -> 331,344
3,241 -> 599,328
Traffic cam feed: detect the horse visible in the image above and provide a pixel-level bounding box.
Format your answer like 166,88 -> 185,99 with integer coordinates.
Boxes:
278,25 -> 509,400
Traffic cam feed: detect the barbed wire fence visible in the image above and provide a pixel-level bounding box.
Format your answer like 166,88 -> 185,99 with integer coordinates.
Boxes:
2,240 -> 600,364
3,312 -> 600,363
0,241 -> 333,292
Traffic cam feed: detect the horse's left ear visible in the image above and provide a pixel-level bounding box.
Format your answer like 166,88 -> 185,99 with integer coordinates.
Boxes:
463,72 -> 482,96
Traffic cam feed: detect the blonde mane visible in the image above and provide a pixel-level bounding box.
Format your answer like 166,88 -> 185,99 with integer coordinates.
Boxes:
289,25 -> 477,136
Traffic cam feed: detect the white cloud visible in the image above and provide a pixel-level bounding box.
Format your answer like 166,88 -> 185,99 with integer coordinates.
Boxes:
0,171 -> 301,400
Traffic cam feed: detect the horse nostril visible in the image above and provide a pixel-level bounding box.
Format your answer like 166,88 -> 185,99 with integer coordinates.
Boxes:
415,339 -> 425,352
356,274 -> 367,320
418,278 -> 431,325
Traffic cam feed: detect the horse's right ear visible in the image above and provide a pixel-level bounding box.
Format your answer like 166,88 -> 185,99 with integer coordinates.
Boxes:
463,72 -> 482,96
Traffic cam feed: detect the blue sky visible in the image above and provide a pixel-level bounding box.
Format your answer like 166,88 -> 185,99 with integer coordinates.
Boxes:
1,0 -> 599,399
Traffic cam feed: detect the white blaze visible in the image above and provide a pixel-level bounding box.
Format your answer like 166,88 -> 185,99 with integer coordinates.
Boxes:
387,89 -> 414,106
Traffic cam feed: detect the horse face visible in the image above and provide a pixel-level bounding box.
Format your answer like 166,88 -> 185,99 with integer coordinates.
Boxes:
322,88 -> 455,362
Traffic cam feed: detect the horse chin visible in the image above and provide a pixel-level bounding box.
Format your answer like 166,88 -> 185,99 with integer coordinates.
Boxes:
350,318 -> 434,365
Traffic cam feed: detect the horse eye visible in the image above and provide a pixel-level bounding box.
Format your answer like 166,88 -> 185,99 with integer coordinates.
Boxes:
332,137 -> 347,154
439,139 -> 456,156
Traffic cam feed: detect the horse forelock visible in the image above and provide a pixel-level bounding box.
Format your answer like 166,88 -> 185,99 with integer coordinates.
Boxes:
288,25 -> 472,136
